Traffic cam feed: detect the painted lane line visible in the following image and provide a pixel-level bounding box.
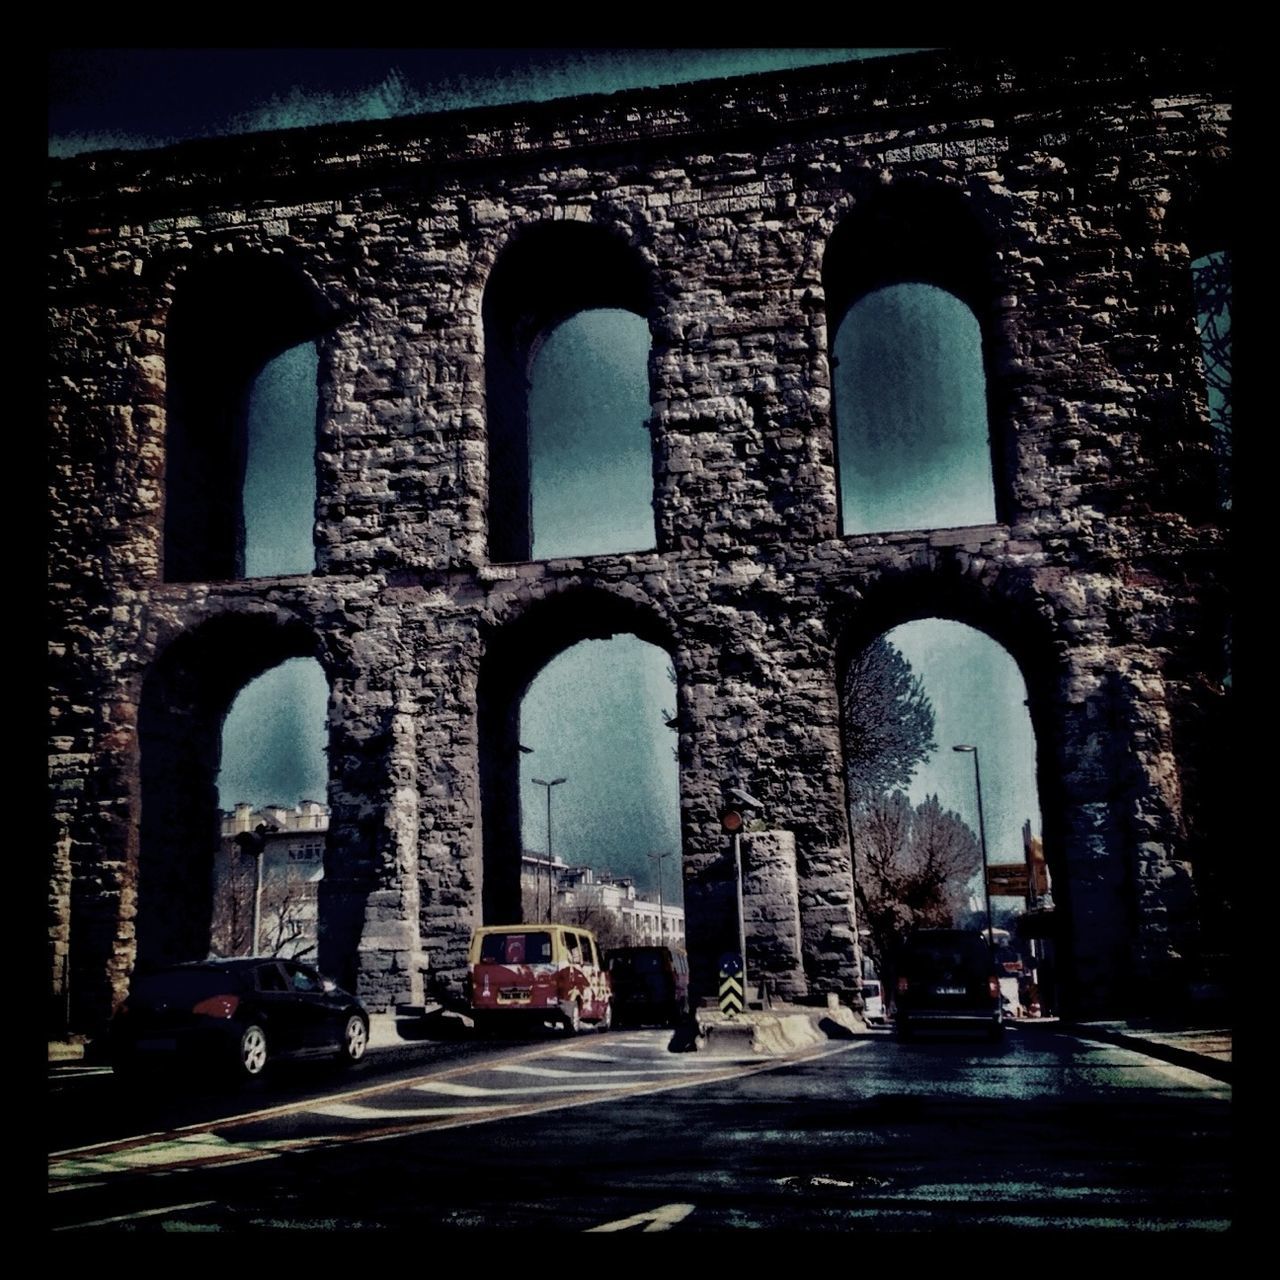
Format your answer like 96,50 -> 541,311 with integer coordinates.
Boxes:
485,1062 -> 766,1080
313,1102 -> 516,1121
406,1080 -> 495,1097
49,1131 -> 332,1182
586,1203 -> 696,1233
415,1079 -> 664,1096
554,1050 -> 621,1062
53,1200 -> 220,1232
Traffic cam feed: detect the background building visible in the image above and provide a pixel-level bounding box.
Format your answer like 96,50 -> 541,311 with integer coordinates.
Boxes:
520,854 -> 685,951
211,801 -> 328,959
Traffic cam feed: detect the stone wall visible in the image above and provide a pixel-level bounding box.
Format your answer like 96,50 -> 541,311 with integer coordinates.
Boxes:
49,48 -> 1230,1028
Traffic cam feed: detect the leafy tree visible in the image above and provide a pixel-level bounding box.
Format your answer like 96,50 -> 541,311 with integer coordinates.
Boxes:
841,637 -> 937,803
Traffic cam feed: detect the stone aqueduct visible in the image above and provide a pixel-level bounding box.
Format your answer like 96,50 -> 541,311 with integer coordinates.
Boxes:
49,49 -> 1231,1031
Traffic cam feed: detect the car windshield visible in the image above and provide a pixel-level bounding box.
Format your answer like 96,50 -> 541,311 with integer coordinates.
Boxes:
130,967 -> 248,1002
479,932 -> 553,964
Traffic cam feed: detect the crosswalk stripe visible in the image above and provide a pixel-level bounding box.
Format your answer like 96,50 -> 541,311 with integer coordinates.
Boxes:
314,1102 -> 514,1120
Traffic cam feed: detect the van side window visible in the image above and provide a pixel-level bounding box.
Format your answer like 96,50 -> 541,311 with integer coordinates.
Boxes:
564,933 -> 583,965
582,936 -> 598,967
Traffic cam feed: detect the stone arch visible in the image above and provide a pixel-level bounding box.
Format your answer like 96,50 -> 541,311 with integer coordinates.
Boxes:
163,251 -> 343,583
481,219 -> 659,562
814,180 -> 1013,533
477,584 -> 679,925
136,609 -> 333,970
830,562 -> 1084,1005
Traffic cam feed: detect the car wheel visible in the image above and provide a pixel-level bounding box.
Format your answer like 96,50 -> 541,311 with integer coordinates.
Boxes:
237,1024 -> 269,1078
337,1013 -> 368,1064
596,1001 -> 612,1033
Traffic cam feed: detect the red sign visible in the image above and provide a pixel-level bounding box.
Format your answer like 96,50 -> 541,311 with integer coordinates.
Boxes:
720,809 -> 743,833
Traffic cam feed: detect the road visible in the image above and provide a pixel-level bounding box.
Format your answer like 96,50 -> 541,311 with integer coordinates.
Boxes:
48,1024 -> 1231,1234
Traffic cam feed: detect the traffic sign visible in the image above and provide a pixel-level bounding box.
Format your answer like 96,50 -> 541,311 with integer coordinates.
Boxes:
719,953 -> 744,1016
987,864 -> 1030,896
720,809 -> 743,833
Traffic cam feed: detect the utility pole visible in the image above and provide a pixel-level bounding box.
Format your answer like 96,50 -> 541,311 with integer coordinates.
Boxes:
649,851 -> 672,943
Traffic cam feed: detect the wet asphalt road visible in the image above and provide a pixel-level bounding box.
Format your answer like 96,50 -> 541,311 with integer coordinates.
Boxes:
48,1024 -> 1232,1235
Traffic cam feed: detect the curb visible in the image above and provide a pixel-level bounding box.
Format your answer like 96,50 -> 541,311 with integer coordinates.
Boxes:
1064,1023 -> 1233,1084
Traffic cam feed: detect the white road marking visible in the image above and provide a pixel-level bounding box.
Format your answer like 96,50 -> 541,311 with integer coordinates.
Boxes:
554,1050 -> 621,1062
586,1202 -> 696,1233
487,1061 -> 762,1079
48,1040 -> 863,1184
53,1200 -> 219,1232
313,1102 -> 515,1120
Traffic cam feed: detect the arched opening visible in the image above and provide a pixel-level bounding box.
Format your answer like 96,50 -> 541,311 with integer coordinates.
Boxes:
136,615 -> 328,970
823,186 -> 1002,535
483,222 -> 656,563
478,591 -> 679,939
841,617 -> 1052,1015
832,285 -> 995,534
164,256 -> 339,583
210,658 -> 329,960
528,309 -> 654,560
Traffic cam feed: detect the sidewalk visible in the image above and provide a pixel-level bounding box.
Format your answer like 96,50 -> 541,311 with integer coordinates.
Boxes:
1063,1019 -> 1233,1084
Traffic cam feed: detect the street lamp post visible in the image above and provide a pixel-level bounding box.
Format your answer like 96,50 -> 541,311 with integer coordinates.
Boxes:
531,777 -> 566,919
234,822 -> 278,955
649,851 -> 672,943
953,745 -> 994,947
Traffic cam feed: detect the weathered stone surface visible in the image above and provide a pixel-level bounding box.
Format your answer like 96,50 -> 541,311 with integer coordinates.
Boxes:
48,49 -> 1230,1027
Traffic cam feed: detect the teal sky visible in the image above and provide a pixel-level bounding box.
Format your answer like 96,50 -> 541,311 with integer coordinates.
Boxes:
529,310 -> 654,561
889,621 -> 1042,890
518,636 -> 681,889
835,284 -> 995,535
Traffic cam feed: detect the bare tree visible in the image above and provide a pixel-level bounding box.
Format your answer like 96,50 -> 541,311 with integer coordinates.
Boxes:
209,850 -> 255,957
259,883 -> 317,960
851,791 -> 978,979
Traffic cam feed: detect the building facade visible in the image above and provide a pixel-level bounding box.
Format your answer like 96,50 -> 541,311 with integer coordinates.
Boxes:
211,801 -> 328,959
520,854 -> 685,949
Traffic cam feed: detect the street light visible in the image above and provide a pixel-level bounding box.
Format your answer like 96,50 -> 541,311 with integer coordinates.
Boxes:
649,851 -> 673,943
953,745 -> 994,948
234,822 -> 278,955
531,777 -> 566,919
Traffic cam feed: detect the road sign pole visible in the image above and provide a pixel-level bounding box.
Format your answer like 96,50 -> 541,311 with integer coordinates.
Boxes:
733,830 -> 748,998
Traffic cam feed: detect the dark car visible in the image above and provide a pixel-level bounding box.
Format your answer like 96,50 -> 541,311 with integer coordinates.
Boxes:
110,957 -> 370,1081
894,929 -> 1003,1042
605,946 -> 689,1027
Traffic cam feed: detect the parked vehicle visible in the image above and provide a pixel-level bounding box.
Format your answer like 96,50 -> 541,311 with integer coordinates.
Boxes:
894,929 -> 1003,1042
467,924 -> 612,1034
606,946 -> 690,1027
110,957 -> 370,1081
860,979 -> 887,1025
